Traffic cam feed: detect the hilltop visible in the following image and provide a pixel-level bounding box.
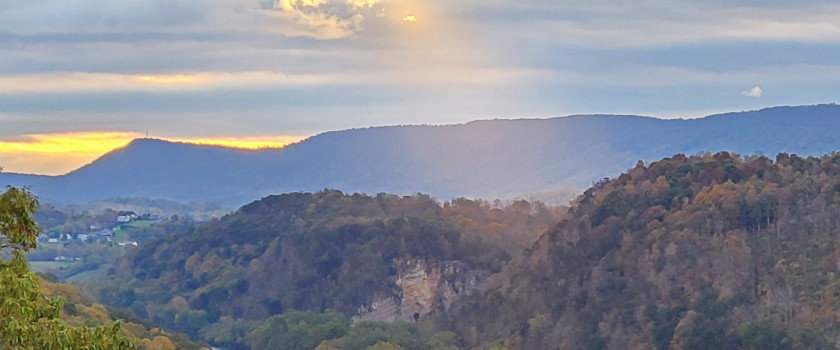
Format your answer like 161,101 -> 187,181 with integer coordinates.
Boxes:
446,152 -> 840,349
89,191 -> 562,349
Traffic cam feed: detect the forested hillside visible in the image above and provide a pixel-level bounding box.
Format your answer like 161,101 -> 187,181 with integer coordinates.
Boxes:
89,191 -> 562,349
37,274 -> 205,350
446,152 -> 840,349
3,104 -> 838,206
73,151 -> 840,349
0,185 -> 204,350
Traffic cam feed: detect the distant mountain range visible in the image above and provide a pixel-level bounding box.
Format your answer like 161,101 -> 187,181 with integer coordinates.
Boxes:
2,104 -> 838,206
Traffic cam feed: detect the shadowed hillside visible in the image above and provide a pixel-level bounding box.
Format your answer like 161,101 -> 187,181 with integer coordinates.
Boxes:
2,104 -> 838,206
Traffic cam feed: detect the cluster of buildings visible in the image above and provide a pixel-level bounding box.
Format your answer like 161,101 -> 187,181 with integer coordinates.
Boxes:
40,233 -> 91,243
38,211 -> 146,246
53,256 -> 82,262
39,230 -> 119,244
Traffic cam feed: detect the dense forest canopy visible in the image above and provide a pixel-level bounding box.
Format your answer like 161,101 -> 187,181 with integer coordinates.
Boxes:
446,152 -> 840,349
34,150 -> 840,349
90,190 -> 562,349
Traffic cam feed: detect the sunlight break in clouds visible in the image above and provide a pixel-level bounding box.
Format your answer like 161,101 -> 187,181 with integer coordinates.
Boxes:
274,0 -> 384,38
0,132 -> 305,175
741,86 -> 763,97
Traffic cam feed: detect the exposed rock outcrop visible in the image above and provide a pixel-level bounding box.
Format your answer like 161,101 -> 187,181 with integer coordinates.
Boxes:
353,258 -> 486,322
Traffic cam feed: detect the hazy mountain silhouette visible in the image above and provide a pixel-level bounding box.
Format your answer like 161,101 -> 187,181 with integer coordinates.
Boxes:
2,104 -> 838,206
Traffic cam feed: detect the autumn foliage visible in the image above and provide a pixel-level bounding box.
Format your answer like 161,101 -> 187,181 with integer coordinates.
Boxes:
448,152 -> 840,349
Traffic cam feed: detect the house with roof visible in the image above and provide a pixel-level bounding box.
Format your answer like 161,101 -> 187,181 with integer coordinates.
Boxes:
95,229 -> 113,243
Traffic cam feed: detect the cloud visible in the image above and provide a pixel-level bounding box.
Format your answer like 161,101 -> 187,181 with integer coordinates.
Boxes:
0,65 -> 535,95
1,0 -> 839,155
266,0 -> 386,38
741,86 -> 763,97
0,0 -> 231,34
462,1 -> 840,47
4,0 -> 840,44
0,71 -> 345,94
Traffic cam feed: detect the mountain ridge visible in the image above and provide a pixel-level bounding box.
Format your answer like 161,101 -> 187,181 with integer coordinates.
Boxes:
2,104 -> 838,206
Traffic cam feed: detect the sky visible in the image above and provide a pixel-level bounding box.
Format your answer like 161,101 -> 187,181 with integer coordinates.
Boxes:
1,0 -> 839,175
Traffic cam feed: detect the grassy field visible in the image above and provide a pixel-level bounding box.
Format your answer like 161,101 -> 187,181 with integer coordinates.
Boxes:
65,264 -> 112,283
112,220 -> 152,241
29,260 -> 79,273
123,220 -> 152,229
29,261 -> 113,283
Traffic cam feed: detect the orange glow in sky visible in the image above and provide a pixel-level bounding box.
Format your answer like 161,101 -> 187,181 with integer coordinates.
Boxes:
136,75 -> 201,84
402,15 -> 417,23
165,136 -> 304,150
0,132 -> 305,175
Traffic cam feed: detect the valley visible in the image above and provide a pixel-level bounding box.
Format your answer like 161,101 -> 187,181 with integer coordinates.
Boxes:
3,0 -> 837,347
2,106 -> 840,349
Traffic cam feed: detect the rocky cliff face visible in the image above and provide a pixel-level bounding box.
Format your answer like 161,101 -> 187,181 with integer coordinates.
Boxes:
353,258 -> 487,322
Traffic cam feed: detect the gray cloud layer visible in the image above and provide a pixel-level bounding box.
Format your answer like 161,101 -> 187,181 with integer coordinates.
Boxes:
1,0 -> 838,138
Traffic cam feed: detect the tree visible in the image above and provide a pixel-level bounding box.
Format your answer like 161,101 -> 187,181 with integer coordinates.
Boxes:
0,185 -> 40,254
0,184 -> 135,349
247,309 -> 349,350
